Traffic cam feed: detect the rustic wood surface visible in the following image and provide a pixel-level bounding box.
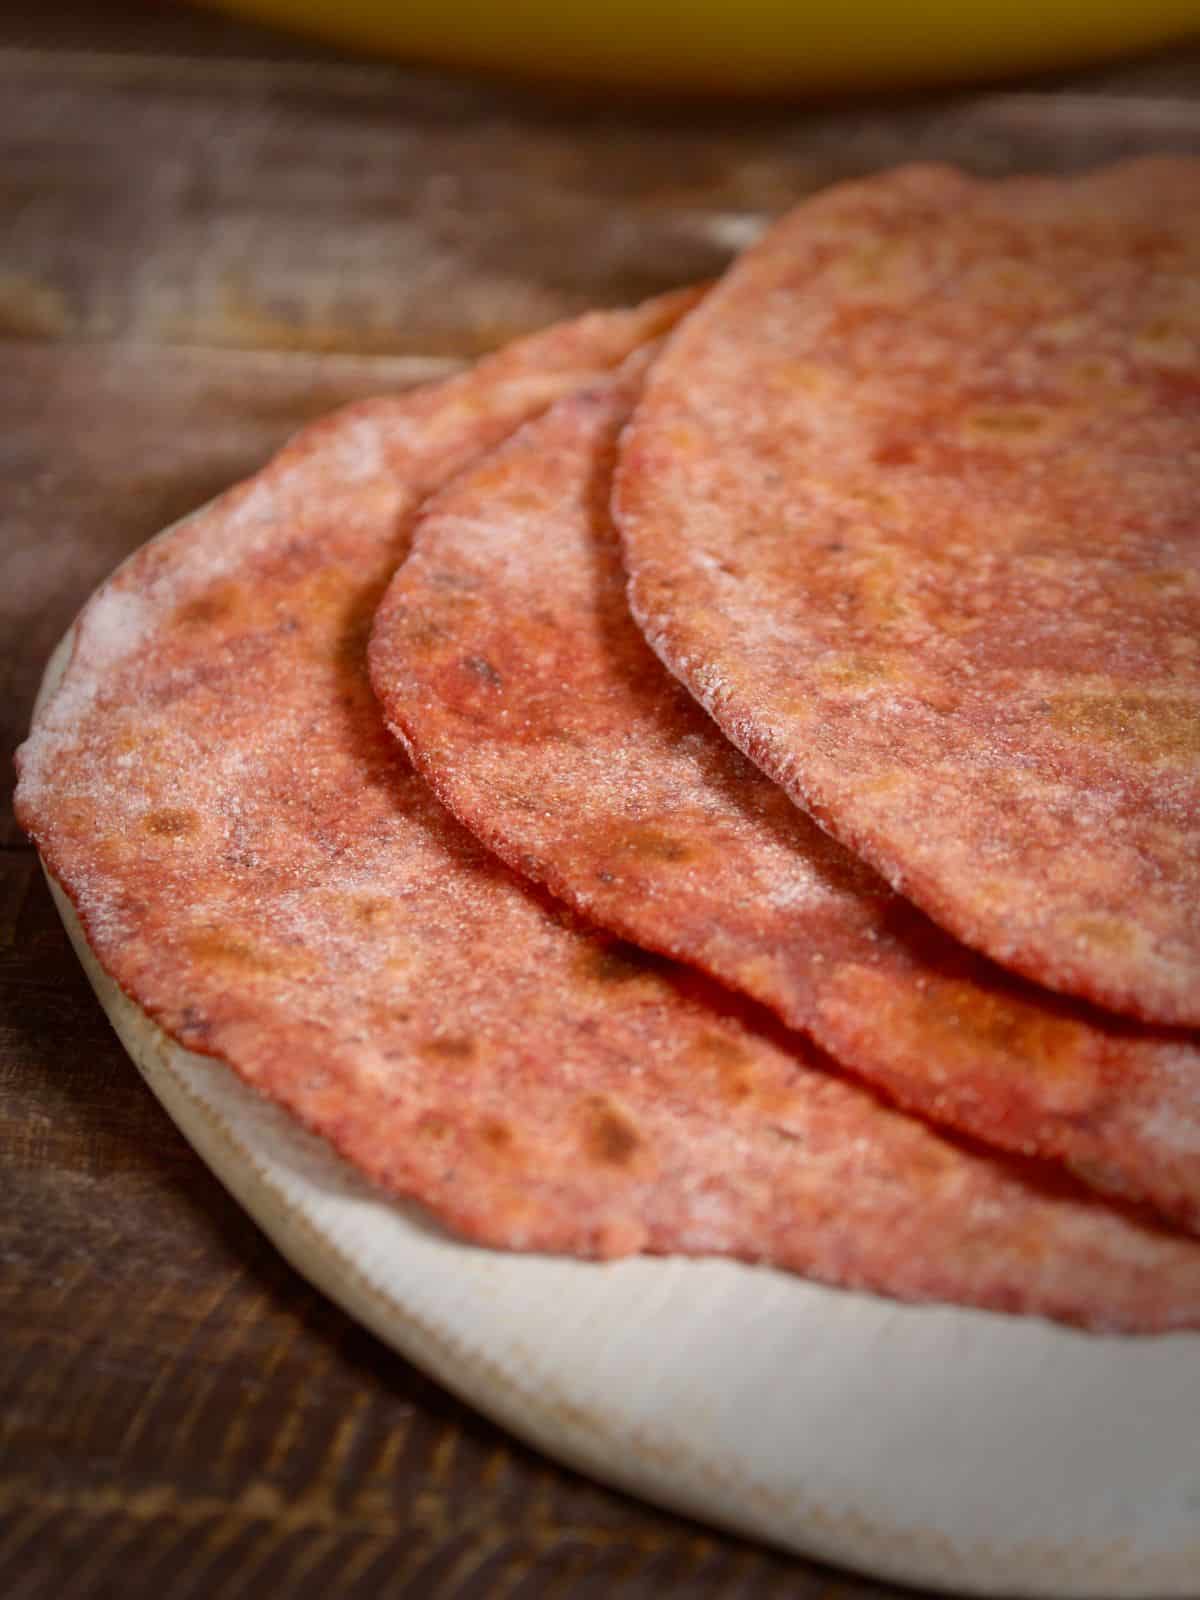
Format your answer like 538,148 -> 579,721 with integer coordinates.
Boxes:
3,5 -> 1198,1596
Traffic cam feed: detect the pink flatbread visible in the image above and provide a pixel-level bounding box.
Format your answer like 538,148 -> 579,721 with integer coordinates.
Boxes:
615,159 -> 1200,1027
370,355 -> 1200,1233
17,304 -> 1200,1333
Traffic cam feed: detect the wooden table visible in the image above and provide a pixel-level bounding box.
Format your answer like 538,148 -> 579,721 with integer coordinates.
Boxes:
3,7 -> 1198,1596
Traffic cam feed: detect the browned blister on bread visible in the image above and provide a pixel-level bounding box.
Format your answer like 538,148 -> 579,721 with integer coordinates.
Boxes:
371,356 -> 1200,1234
18,297 -> 1200,1334
615,160 -> 1200,1027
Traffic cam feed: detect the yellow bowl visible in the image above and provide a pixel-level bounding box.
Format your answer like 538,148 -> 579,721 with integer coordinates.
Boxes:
207,0 -> 1198,94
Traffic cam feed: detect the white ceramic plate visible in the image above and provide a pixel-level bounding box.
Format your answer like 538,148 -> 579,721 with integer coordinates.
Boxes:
34,615 -> 1200,1600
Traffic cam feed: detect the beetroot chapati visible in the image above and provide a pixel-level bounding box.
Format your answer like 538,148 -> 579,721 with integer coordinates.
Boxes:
18,304 -> 1200,1334
615,159 -> 1200,1027
370,357 -> 1200,1232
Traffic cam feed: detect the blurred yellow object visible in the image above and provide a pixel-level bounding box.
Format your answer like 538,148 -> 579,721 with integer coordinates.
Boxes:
206,0 -> 1198,93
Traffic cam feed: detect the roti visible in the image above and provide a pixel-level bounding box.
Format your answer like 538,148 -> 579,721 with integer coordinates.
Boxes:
615,159 -> 1200,1027
17,308 -> 1200,1333
370,354 -> 1200,1233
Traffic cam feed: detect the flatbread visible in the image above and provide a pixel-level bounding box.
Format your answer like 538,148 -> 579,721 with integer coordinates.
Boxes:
615,159 -> 1200,1027
370,356 -> 1200,1233
18,306 -> 1200,1334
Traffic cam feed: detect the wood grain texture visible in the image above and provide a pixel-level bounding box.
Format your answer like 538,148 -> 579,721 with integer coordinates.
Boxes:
5,31 -> 1200,361
2,3 -> 1198,1595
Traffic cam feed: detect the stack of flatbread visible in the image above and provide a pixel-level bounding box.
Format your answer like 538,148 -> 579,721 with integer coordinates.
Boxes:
17,159 -> 1200,1334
